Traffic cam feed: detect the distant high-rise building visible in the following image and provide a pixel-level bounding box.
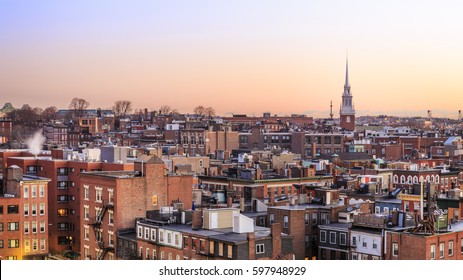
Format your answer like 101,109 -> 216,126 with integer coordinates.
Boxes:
339,60 -> 355,131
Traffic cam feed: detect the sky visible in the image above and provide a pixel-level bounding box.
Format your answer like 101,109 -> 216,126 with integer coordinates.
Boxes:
1,0 -> 463,118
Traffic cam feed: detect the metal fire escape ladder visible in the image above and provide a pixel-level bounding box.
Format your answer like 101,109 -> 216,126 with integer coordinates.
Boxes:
90,200 -> 115,260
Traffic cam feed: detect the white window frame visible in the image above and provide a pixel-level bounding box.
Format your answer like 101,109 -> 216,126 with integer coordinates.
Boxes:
330,232 -> 337,244
449,241 -> 454,256
256,243 -> 265,254
340,233 -> 347,246
440,243 -> 445,258
320,230 -> 327,243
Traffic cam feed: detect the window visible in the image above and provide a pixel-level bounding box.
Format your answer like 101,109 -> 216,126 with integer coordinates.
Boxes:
24,204 -> 29,216
8,222 -> 19,231
0,222 -> 3,231
362,238 -> 367,248
84,185 -> 89,200
330,232 -> 336,244
192,238 -> 197,251
183,236 -> 188,249
340,233 -> 347,246
57,208 -> 68,217
7,205 -> 19,214
320,230 -> 327,243
40,203 -> 45,215
84,226 -> 89,240
449,241 -> 454,256
160,251 -> 165,260
430,244 -> 436,259
32,221 -> 37,233
108,211 -> 114,225
24,186 -> 29,198
0,205 -> 3,214
283,215 -> 289,228
58,236 -> 70,245
108,189 -> 114,204
137,226 -> 143,238
32,239 -> 38,251
40,222 -> 45,233
57,222 -> 69,231
256,244 -> 265,254
26,165 -> 37,174
95,188 -> 102,202
305,213 -> 309,225
39,186 -> 45,197
25,240 -> 30,252
24,222 -> 29,234
57,167 -> 68,175
269,213 -> 275,224
175,234 -> 180,246
461,239 -> 463,254
373,240 -> 378,249
84,205 -> 89,220
57,181 -> 68,190
352,236 -> 357,247
440,243 -> 445,258
200,239 -> 206,252
31,204 -> 37,216
218,243 -> 224,256
153,250 -> 157,260
0,240 -> 3,248
8,239 -> 19,248
167,233 -> 172,244
209,241 -> 214,254
150,229 -> 156,241
57,195 -> 68,203
312,213 -> 318,225
109,232 -> 114,247
40,239 -> 46,251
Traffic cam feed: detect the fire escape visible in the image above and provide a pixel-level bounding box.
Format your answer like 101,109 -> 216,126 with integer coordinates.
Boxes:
90,200 -> 114,260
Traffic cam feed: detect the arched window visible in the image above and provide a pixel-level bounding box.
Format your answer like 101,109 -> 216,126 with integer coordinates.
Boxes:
400,175 -> 406,184
393,175 -> 398,184
407,176 -> 412,184
413,176 -> 419,184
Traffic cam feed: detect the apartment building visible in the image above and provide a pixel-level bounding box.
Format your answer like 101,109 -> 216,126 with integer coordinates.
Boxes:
0,166 -> 50,260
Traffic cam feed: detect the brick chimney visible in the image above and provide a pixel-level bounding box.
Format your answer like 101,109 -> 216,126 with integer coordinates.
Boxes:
269,190 -> 275,206
271,222 -> 282,259
247,232 -> 256,260
227,196 -> 233,208
192,210 -> 203,230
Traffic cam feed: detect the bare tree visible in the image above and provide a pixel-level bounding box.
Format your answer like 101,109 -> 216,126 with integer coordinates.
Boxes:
112,100 -> 132,117
193,105 -> 205,116
42,106 -> 57,121
159,105 -> 172,115
68,97 -> 89,119
205,107 -> 215,118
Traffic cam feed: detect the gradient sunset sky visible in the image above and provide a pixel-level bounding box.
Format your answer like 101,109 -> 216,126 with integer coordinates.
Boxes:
1,1 -> 463,118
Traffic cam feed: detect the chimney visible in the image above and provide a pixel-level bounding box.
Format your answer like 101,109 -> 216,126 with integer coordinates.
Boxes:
227,196 -> 233,208
247,232 -> 256,260
269,190 -> 275,206
271,223 -> 282,259
192,210 -> 203,230
240,197 -> 245,212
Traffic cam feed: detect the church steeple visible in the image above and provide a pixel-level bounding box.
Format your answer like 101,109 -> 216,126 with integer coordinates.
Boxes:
343,59 -> 351,96
339,57 -> 355,131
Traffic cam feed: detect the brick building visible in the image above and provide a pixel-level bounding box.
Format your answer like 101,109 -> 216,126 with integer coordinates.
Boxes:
0,166 -> 50,260
2,152 -> 132,256
80,155 -> 194,260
